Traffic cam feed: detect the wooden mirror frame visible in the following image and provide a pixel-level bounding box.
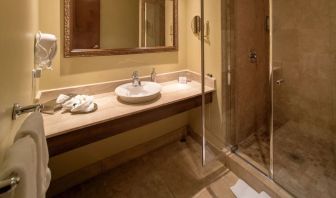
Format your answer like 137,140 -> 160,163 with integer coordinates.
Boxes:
64,0 -> 178,57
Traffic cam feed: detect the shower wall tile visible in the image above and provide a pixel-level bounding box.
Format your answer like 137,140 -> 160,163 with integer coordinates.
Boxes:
272,1 -> 301,30
273,29 -> 300,63
234,0 -> 269,143
273,2 -> 336,196
298,30 -> 330,54
273,0 -> 336,131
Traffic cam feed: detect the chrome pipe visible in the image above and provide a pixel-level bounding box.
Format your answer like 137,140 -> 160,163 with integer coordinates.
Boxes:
269,0 -> 274,179
0,175 -> 20,195
12,103 -> 43,120
200,0 -> 206,166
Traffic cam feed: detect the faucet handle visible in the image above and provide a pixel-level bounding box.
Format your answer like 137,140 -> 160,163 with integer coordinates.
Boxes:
132,71 -> 138,77
132,71 -> 141,87
151,68 -> 156,82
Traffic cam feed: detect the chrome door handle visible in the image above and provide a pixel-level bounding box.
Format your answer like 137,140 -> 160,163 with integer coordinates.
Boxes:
249,49 -> 257,63
276,79 -> 284,85
0,175 -> 20,195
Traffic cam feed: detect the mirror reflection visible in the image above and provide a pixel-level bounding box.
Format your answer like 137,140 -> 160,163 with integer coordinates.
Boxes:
72,0 -> 175,50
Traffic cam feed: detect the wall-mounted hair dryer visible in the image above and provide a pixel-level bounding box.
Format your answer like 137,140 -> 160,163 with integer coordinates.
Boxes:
34,32 -> 57,70
191,16 -> 210,42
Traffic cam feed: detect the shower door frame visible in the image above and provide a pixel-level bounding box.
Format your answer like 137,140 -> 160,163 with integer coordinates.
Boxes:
269,0 -> 274,179
200,0 -> 206,166
224,0 -> 274,178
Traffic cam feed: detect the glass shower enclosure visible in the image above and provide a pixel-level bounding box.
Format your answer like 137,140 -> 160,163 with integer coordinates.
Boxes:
271,0 -> 336,197
222,0 -> 336,197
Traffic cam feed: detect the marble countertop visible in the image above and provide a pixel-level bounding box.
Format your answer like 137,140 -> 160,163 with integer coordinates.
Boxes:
43,80 -> 215,138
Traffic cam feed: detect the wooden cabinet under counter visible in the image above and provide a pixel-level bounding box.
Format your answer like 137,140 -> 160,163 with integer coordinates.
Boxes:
39,71 -> 216,156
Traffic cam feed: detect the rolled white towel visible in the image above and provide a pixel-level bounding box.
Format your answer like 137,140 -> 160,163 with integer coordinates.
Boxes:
62,95 -> 95,113
71,97 -> 94,113
62,97 -> 80,111
56,94 -> 70,104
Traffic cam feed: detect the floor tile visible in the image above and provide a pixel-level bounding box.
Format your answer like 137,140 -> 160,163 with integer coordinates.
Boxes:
55,137 -> 231,198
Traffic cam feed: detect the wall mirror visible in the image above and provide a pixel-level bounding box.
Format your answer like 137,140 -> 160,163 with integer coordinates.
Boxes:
64,0 -> 178,57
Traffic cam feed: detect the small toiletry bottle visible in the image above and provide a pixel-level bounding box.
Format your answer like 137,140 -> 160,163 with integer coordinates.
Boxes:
178,71 -> 188,84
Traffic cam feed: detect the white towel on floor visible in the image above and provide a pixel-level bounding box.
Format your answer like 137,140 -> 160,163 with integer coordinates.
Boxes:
231,179 -> 260,198
15,112 -> 50,198
0,136 -> 37,198
259,191 -> 271,198
231,179 -> 272,198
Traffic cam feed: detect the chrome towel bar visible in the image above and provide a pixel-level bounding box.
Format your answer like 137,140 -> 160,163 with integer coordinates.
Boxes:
0,175 -> 20,195
12,103 -> 43,120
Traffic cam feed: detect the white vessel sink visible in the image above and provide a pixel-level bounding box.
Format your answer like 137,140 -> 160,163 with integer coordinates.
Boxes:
115,81 -> 162,103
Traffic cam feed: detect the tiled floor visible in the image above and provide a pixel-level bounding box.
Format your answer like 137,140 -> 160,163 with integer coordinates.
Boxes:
273,121 -> 336,198
238,131 -> 270,171
237,120 -> 336,198
55,137 -> 239,198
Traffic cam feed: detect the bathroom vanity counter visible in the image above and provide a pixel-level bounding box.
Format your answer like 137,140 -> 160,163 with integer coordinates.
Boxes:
41,73 -> 215,156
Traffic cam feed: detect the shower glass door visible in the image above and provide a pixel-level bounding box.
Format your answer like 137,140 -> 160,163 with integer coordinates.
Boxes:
186,0 -> 227,167
272,0 -> 336,197
228,0 -> 271,175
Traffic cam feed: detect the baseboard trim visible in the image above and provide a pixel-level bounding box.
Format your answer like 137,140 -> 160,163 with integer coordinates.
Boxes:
47,126 -> 187,197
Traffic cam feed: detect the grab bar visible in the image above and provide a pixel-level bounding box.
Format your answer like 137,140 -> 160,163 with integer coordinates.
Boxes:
0,175 -> 20,195
12,103 -> 43,120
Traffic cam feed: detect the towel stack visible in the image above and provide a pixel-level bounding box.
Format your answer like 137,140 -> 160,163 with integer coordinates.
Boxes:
0,113 -> 51,198
57,94 -> 95,113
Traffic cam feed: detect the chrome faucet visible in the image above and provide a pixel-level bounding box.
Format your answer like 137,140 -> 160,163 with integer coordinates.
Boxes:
132,71 -> 141,87
150,68 -> 156,82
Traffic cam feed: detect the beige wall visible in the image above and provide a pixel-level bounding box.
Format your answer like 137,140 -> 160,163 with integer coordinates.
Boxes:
39,0 -> 186,90
0,0 -> 39,162
272,0 -> 336,131
185,0 -> 226,148
38,0 -> 190,180
100,0 -> 139,49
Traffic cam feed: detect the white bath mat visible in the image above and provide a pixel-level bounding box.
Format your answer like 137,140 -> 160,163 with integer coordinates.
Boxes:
230,179 -> 271,198
259,191 -> 271,198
